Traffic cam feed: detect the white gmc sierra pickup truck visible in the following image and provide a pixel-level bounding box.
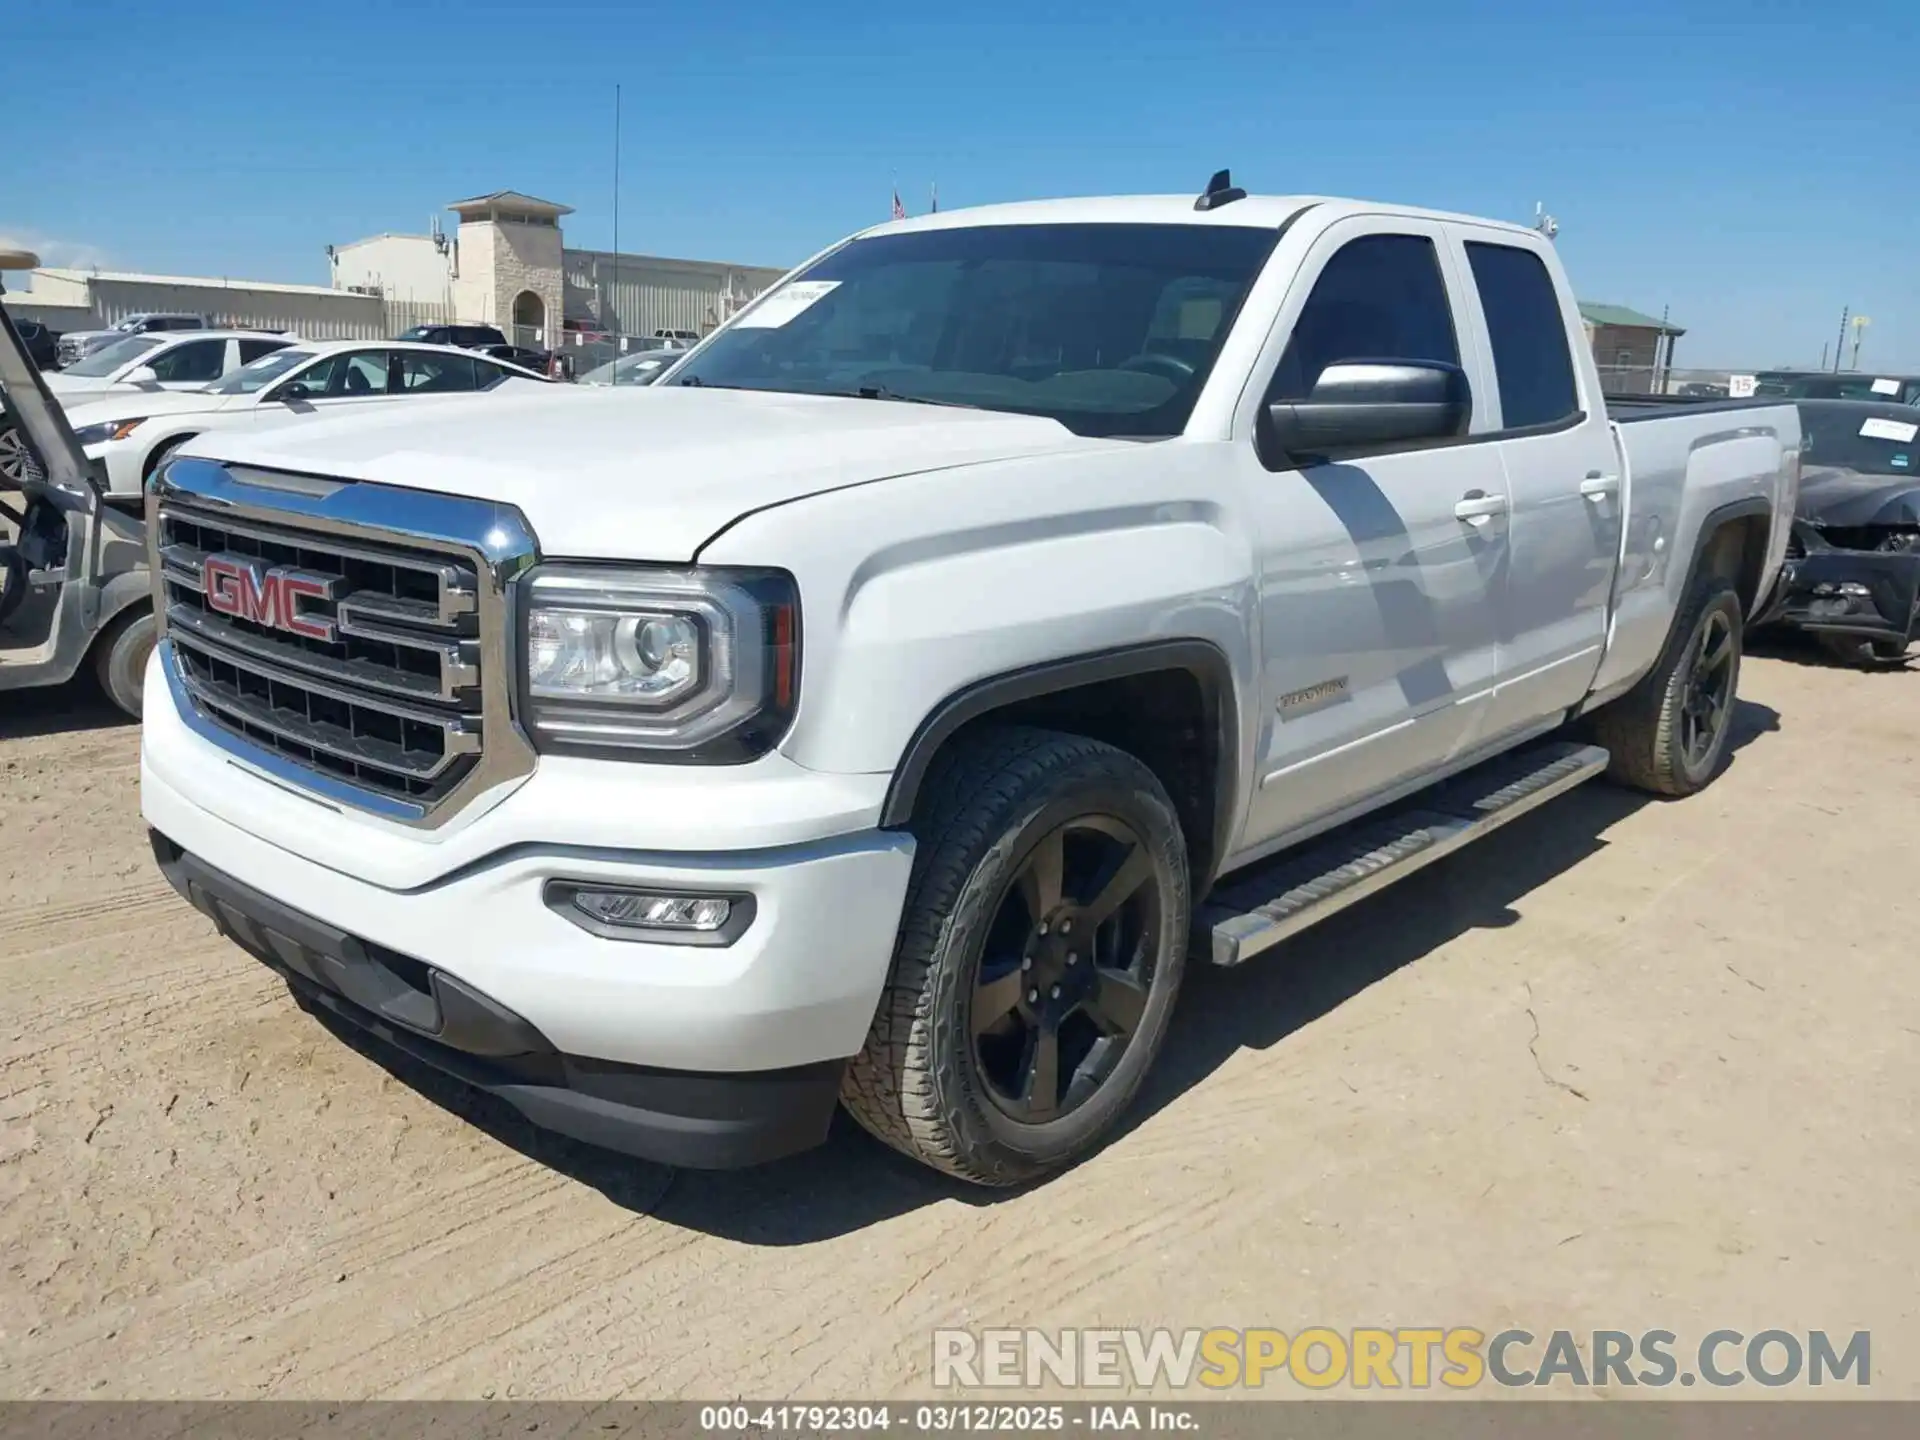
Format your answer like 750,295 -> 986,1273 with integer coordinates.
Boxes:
137,179 -> 1802,1185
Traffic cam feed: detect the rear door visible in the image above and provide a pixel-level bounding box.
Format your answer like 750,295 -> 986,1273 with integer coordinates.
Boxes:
1449,229 -> 1622,740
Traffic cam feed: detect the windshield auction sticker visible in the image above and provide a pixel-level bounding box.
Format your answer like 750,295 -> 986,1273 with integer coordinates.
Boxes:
733,280 -> 840,328
1860,417 -> 1919,443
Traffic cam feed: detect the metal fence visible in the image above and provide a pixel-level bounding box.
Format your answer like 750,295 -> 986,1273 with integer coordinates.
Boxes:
1596,365 -> 1762,398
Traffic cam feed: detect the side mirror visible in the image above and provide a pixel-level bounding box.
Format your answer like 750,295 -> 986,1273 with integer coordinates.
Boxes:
1266,360 -> 1471,460
124,365 -> 160,386
274,381 -> 312,403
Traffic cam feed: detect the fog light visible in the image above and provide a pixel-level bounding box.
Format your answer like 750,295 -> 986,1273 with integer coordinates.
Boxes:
577,890 -> 731,930
544,881 -> 753,945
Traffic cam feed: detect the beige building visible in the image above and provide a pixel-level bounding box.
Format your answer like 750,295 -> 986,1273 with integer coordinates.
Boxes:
328,190 -> 786,348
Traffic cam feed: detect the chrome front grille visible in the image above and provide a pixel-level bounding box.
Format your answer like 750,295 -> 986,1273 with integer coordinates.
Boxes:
150,458 -> 539,827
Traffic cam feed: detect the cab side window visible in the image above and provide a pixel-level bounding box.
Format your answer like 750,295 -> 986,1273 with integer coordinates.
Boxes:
1464,241 -> 1579,429
1268,234 -> 1459,401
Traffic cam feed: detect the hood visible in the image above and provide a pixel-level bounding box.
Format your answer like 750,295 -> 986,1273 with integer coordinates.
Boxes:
180,384 -> 1113,560
60,388 -> 243,428
1797,463 -> 1920,530
43,371 -> 168,398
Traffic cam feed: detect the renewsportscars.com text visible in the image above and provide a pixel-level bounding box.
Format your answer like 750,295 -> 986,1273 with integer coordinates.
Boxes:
933,1327 -> 1871,1391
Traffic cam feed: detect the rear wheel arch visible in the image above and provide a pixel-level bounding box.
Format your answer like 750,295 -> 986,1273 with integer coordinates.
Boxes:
880,640 -> 1240,895
1683,497 -> 1774,620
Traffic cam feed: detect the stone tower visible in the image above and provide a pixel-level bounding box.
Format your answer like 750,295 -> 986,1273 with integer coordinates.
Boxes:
446,190 -> 570,345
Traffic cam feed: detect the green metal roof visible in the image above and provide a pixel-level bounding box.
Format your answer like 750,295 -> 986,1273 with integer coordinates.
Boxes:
1578,302 -> 1685,335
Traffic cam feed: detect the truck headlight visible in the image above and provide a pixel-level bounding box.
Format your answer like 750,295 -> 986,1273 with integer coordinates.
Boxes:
519,565 -> 799,760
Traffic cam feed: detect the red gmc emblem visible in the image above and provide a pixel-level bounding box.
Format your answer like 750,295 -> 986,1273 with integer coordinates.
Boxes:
202,554 -> 340,642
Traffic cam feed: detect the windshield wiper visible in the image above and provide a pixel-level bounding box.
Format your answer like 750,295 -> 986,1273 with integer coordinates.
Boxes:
831,384 -> 982,410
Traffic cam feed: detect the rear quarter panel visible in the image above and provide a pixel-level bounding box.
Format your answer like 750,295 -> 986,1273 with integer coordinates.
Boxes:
1586,404 -> 1799,702
695,442 -> 1263,829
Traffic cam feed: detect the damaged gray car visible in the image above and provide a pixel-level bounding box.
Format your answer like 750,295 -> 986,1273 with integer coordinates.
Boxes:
1756,399 -> 1920,664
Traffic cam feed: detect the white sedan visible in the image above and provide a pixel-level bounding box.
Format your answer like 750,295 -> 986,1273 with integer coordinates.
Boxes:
1,330 -> 301,486
44,329 -> 299,400
62,339 -> 551,497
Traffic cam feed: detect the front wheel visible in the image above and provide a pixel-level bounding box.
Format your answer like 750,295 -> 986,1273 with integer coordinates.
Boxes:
0,421 -> 26,488
93,608 -> 157,719
1591,573 -> 1744,797
842,728 -> 1190,1186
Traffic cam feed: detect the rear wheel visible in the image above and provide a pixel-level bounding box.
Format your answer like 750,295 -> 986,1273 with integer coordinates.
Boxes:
842,728 -> 1190,1186
1591,572 -> 1743,797
93,607 -> 157,719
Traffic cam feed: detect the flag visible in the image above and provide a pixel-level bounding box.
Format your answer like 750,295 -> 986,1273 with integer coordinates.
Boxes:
892,188 -> 907,221
930,182 -> 938,214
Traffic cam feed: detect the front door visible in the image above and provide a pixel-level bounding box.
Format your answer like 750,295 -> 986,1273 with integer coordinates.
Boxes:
1231,221 -> 1510,855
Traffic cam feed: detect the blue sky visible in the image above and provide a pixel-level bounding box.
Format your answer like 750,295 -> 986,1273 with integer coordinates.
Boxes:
7,0 -> 1914,369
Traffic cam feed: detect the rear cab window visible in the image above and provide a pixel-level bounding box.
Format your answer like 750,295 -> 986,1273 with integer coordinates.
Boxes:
1462,241 -> 1580,430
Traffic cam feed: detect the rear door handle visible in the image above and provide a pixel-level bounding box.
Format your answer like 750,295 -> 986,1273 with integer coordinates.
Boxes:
1580,472 -> 1621,501
1454,492 -> 1509,524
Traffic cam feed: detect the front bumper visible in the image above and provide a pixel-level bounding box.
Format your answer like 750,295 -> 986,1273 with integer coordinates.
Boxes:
140,654 -> 917,1166
1759,547 -> 1920,644
149,832 -> 849,1167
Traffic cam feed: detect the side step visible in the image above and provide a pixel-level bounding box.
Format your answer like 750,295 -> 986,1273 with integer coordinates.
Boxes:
1199,740 -> 1610,966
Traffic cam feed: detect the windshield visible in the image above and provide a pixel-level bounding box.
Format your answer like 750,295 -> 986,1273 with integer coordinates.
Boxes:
63,334 -> 165,377
396,326 -> 440,342
581,351 -> 680,386
207,347 -> 317,395
668,222 -> 1279,437
1799,404 -> 1920,477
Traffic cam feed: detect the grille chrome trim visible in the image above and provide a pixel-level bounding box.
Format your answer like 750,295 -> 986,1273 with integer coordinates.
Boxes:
173,641 -> 480,782
148,456 -> 539,829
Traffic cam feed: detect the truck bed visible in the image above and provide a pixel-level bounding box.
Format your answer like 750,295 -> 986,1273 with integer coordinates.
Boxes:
1604,393 -> 1792,421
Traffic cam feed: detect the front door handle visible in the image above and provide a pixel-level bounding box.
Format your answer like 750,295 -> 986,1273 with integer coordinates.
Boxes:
1454,492 -> 1509,525
1580,472 -> 1621,501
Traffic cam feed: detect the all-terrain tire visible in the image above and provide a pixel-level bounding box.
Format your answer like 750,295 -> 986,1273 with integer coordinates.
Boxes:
93,607 -> 157,719
1589,571 -> 1743,797
841,727 -> 1190,1186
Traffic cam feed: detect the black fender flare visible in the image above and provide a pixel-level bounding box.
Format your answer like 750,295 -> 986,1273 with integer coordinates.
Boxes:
879,638 -> 1242,890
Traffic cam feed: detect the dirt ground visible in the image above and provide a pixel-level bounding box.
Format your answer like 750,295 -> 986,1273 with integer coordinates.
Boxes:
1,643 -> 1915,1401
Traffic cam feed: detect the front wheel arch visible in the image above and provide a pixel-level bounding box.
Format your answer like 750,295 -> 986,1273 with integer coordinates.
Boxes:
879,640 -> 1240,894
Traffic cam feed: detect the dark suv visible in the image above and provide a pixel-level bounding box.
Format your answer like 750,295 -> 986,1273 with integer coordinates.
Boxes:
395,323 -> 510,350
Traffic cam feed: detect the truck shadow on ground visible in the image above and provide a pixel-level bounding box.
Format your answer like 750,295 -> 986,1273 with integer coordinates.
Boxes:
303,699 -> 1781,1243
0,681 -> 129,740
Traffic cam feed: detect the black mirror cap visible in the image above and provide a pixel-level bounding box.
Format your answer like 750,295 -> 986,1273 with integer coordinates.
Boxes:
1265,359 -> 1472,462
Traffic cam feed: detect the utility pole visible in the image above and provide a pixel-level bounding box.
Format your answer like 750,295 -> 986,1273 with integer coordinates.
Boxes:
1834,306 -> 1849,372
1819,342 -> 1829,371
611,84 -> 622,349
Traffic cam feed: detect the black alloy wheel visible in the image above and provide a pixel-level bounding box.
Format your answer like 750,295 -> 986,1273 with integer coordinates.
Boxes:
1679,607 -> 1737,772
969,815 -> 1159,1124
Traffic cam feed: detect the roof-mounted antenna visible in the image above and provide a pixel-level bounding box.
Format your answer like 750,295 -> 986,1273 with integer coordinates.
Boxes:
1194,168 -> 1247,212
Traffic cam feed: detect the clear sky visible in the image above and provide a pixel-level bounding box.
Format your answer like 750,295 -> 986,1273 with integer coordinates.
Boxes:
7,0 -> 1914,370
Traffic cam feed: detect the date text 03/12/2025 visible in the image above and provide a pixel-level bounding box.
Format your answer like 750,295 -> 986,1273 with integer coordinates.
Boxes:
698,1404 -> 1199,1432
